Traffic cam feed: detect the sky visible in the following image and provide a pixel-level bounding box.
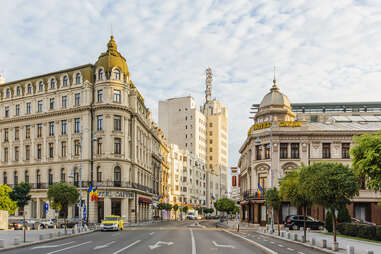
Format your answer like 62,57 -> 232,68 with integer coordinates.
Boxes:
2,0 -> 381,173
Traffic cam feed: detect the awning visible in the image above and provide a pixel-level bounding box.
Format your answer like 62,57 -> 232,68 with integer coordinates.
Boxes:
139,197 -> 152,204
240,201 -> 249,205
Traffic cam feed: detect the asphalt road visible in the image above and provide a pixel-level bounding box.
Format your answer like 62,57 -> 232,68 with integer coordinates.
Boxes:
0,221 -> 327,254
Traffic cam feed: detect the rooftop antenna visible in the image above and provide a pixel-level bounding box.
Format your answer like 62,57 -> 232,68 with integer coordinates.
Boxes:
205,67 -> 213,102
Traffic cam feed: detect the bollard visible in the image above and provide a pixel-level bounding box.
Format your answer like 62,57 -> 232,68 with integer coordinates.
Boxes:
367,251 -> 374,254
285,227 -> 289,232
281,232 -> 285,237
311,238 -> 316,246
14,238 -> 21,246
57,231 -> 61,237
39,234 -> 44,241
332,242 -> 339,251
293,233 -> 298,241
72,228 -> 75,234
53,225 -> 56,229
237,224 -> 240,232
307,228 -> 311,232
0,239 -> 5,248
322,239 -> 327,248
287,232 -> 291,239
49,233 -> 54,239
347,246 -> 354,254
302,235 -> 306,243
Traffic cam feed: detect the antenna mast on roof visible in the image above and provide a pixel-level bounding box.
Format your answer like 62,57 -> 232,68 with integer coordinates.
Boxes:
205,67 -> 212,102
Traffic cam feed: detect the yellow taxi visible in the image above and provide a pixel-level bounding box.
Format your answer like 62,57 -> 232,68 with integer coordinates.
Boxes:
100,215 -> 124,231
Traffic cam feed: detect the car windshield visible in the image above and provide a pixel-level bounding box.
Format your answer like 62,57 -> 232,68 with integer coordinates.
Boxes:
104,217 -> 118,221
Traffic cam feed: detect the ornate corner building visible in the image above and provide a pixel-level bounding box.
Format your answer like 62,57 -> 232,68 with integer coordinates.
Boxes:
0,36 -> 160,223
239,78 -> 381,225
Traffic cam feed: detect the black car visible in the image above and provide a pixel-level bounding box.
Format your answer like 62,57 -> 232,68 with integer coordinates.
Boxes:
284,215 -> 324,230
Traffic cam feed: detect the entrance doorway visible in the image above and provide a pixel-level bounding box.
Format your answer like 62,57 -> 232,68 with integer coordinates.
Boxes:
97,201 -> 104,223
112,200 -> 121,216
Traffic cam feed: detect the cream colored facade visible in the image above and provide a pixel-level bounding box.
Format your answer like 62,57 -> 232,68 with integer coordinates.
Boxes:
0,36 -> 159,223
239,80 -> 381,225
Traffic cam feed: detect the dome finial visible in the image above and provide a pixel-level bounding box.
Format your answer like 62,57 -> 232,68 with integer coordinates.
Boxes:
271,66 -> 279,91
107,34 -> 117,51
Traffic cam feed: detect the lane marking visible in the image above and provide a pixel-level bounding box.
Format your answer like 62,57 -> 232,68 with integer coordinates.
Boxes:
112,240 -> 141,254
297,252 -> 304,254
149,232 -> 155,235
31,241 -> 75,249
148,241 -> 174,250
190,229 -> 196,254
278,244 -> 284,247
223,230 -> 277,254
212,241 -> 235,249
94,241 -> 116,250
46,241 -> 92,254
270,241 -> 275,244
287,247 -> 294,251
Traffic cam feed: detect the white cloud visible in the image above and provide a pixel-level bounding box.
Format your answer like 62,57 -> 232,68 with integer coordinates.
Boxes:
1,0 -> 381,172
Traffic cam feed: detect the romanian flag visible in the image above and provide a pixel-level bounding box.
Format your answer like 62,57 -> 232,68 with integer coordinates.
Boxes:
92,186 -> 99,201
88,185 -> 94,197
258,184 -> 264,199
211,194 -> 216,201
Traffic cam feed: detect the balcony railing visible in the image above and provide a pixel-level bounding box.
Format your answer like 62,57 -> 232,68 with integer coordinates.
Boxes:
243,189 -> 266,200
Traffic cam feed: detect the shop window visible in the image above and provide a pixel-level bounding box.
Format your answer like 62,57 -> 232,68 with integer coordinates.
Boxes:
291,143 -> 299,159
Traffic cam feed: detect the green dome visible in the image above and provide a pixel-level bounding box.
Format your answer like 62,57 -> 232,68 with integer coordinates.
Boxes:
95,36 -> 129,78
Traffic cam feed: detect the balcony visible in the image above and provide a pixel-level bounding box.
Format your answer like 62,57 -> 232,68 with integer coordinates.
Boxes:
242,189 -> 266,200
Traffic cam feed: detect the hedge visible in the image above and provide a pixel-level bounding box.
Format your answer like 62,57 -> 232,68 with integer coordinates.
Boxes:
337,223 -> 381,241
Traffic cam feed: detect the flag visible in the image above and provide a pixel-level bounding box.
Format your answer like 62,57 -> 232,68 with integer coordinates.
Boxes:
158,195 -> 163,202
93,186 -> 98,201
88,185 -> 94,200
211,194 -> 216,201
258,183 -> 264,199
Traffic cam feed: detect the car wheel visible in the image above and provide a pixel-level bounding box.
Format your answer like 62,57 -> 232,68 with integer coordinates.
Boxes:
292,224 -> 299,230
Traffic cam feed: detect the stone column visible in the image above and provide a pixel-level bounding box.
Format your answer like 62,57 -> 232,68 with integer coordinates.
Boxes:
36,198 -> 41,219
89,200 -> 97,223
68,204 -> 73,218
104,198 -> 111,217
121,198 -> 129,221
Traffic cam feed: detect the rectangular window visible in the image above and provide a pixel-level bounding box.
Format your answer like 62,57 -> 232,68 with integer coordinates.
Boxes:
26,102 -> 31,114
74,140 -> 80,156
280,143 -> 288,159
113,90 -> 121,102
38,100 -> 43,112
61,120 -> 67,135
97,90 -> 103,102
49,98 -> 55,110
114,138 -> 121,154
322,143 -> 331,159
14,127 -> 19,141
25,125 -> 31,139
256,145 -> 262,160
49,122 -> 54,136
49,143 -> 54,158
5,106 -> 9,118
25,145 -> 30,160
114,115 -> 121,131
74,118 -> 80,133
97,138 -> 102,154
37,144 -> 42,160
62,96 -> 67,109
15,104 -> 20,116
14,146 -> 19,161
61,141 -> 67,157
4,147 -> 8,162
4,128 -> 8,142
265,144 -> 271,159
74,93 -> 80,106
342,143 -> 350,159
291,143 -> 299,159
97,115 -> 103,131
37,123 -> 42,138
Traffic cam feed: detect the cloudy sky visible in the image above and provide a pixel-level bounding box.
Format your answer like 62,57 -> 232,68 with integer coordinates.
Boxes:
2,0 -> 381,171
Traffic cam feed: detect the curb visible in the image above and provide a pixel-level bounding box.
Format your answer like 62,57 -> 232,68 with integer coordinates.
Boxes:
223,230 -> 277,254
258,231 -> 344,254
0,230 -> 96,252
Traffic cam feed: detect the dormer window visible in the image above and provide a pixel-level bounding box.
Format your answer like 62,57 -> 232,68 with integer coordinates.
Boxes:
27,84 -> 32,94
6,88 -> 10,98
50,79 -> 55,89
63,76 -> 68,87
98,69 -> 104,80
114,69 -> 121,80
39,81 -> 44,92
16,86 -> 21,96
75,73 -> 81,84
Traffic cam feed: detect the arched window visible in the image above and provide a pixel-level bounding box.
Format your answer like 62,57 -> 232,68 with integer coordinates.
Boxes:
3,172 -> 7,185
98,69 -> 104,81
14,171 -> 18,185
16,86 -> 21,96
62,76 -> 68,87
96,167 -> 102,182
113,69 -> 121,80
48,169 -> 53,185
6,88 -> 10,98
74,167 -> 79,186
50,79 -> 55,89
27,84 -> 32,94
75,73 -> 81,84
36,170 -> 41,188
114,166 -> 121,187
60,168 -> 65,182
39,81 -> 44,91
25,170 -> 29,183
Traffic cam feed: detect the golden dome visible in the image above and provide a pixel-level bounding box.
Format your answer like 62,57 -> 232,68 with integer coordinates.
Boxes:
259,79 -> 291,108
95,36 -> 129,77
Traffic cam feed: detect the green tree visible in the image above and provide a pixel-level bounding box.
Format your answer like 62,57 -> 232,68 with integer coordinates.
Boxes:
299,162 -> 359,243
0,184 -> 18,214
173,204 -> 179,220
265,187 -> 282,236
47,182 -> 79,231
351,131 -> 381,191
280,169 -> 312,242
10,183 -> 31,242
337,206 -> 351,224
182,206 -> 189,214
214,198 -> 236,215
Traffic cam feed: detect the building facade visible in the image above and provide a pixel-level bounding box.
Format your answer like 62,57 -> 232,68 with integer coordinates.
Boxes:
239,79 -> 381,225
0,36 -> 159,223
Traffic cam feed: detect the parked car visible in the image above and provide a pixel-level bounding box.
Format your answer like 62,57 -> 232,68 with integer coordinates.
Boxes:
100,215 -> 124,231
284,215 -> 324,230
351,218 -> 376,226
40,218 -> 56,228
186,214 -> 197,220
65,218 -> 86,228
11,219 -> 43,230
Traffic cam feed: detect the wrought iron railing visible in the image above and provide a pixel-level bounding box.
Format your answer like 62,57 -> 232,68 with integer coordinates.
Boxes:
243,189 -> 266,200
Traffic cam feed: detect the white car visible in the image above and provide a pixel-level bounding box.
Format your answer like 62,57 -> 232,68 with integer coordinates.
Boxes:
40,219 -> 56,228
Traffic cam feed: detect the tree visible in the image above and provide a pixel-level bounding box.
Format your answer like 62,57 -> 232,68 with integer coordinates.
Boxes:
173,204 -> 179,220
299,162 -> 359,244
280,169 -> 312,242
265,187 -> 282,236
157,203 -> 164,220
47,182 -> 79,232
182,206 -> 189,214
214,198 -> 236,215
0,184 -> 18,214
351,131 -> 381,191
10,183 -> 31,242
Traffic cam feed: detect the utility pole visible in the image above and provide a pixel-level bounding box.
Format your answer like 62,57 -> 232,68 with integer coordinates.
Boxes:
79,132 -> 83,231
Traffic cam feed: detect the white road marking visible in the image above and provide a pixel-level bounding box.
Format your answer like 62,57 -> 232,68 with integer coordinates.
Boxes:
94,241 -> 116,250
223,230 -> 277,254
149,232 -> 155,235
212,241 -> 235,249
270,241 -> 275,244
190,229 -> 196,254
31,241 -> 75,249
297,252 -> 304,254
112,233 -> 120,236
263,239 -> 268,241
287,247 -> 294,251
46,241 -> 92,254
112,240 -> 141,254
148,241 -> 174,250
278,244 -> 284,247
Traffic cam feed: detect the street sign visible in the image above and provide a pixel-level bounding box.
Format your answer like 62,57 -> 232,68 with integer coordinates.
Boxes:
83,205 -> 87,220
44,203 -> 49,215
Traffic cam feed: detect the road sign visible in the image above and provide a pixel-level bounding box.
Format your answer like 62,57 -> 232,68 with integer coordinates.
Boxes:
83,205 -> 87,220
44,203 -> 49,215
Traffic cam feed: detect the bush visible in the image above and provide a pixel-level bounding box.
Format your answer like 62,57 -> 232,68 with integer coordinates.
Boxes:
325,210 -> 333,232
337,206 -> 351,223
376,226 -> 381,241
338,223 -> 381,241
